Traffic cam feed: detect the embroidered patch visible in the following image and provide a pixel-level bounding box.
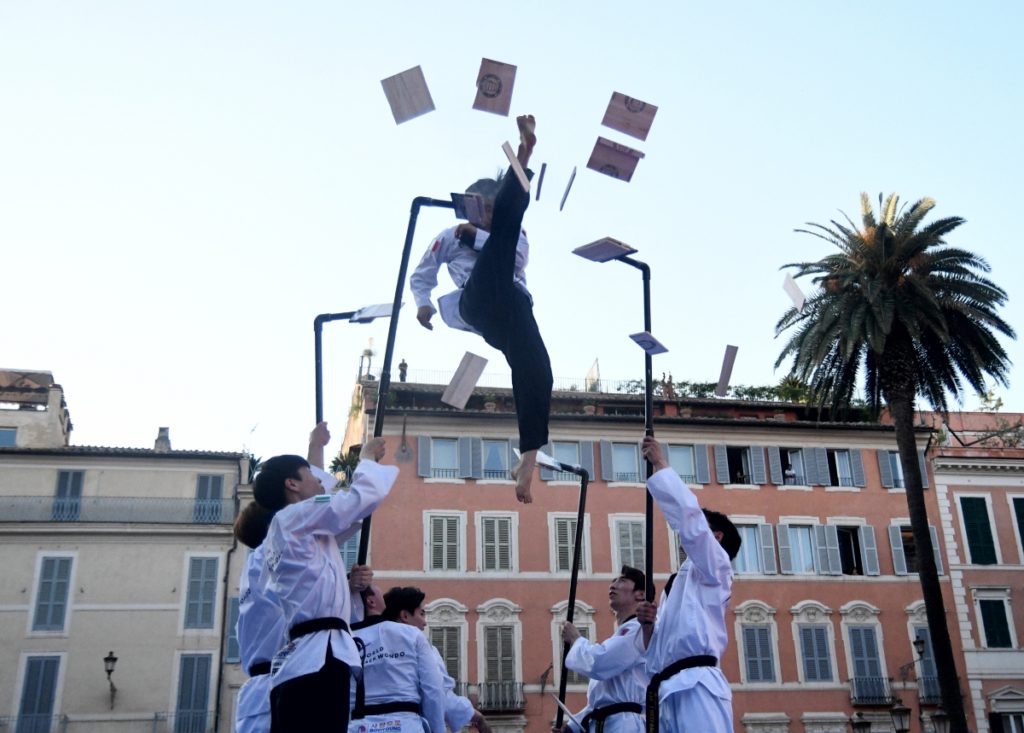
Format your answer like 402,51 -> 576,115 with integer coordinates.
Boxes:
313,494 -> 331,503
431,239 -> 440,252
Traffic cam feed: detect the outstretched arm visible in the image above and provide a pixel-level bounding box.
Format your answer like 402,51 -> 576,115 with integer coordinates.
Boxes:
307,421 -> 330,469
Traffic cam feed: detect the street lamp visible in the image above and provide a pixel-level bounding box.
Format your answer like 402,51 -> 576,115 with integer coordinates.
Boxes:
849,712 -> 871,733
103,651 -> 118,709
890,700 -> 912,733
930,708 -> 950,733
574,237 -> 657,601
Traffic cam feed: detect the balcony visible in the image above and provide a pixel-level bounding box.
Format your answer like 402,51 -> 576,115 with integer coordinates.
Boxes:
431,468 -> 459,479
782,472 -> 806,485
477,681 -> 525,712
919,676 -> 941,705
850,675 -> 892,705
482,469 -> 511,480
0,496 -> 235,525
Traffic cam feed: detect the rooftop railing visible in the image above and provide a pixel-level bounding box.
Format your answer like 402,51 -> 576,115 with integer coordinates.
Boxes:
0,496 -> 234,525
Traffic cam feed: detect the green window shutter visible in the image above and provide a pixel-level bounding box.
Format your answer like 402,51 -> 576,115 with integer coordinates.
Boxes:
185,557 -> 218,629
580,442 -> 596,481
979,600 -> 1012,648
961,497 -> 997,564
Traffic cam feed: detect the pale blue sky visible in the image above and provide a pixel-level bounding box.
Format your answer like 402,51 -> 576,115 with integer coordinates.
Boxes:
2,1 -> 1021,458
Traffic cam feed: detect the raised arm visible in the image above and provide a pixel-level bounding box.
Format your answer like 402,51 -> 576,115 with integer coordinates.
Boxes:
563,621 -> 644,680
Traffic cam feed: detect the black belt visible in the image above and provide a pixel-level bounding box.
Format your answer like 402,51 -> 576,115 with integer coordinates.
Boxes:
289,616 -> 349,640
580,702 -> 643,733
248,661 -> 271,677
645,655 -> 717,733
353,701 -> 421,719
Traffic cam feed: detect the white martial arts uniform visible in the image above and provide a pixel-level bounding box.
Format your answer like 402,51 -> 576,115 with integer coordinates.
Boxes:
235,545 -> 285,733
348,617 -> 445,733
564,617 -> 647,733
409,225 -> 530,334
262,459 -> 398,691
644,468 -> 734,733
428,645 -> 475,732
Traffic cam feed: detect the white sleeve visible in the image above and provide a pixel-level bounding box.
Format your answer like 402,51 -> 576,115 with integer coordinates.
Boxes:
289,460 -> 398,537
415,633 -> 448,733
564,623 -> 644,680
409,230 -> 451,311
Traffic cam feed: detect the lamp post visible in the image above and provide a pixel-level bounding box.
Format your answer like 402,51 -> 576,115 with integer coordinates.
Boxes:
930,708 -> 950,733
849,712 -> 871,733
891,700 -> 912,733
573,237 -> 657,601
103,651 -> 118,710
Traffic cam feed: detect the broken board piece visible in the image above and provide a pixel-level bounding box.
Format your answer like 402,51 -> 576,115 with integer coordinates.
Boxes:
381,65 -> 435,124
559,166 -> 576,211
535,162 -> 547,201
441,352 -> 489,410
715,345 -> 739,397
629,331 -> 669,356
472,58 -> 517,116
601,92 -> 659,141
586,137 -> 646,182
783,273 -> 806,312
502,141 -> 531,193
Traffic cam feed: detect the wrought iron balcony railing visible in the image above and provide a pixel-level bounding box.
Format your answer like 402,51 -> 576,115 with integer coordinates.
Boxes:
476,681 -> 526,712
919,676 -> 941,705
850,675 -> 892,705
0,496 -> 235,525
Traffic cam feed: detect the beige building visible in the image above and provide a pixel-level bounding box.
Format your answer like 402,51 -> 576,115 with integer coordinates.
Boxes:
0,371 -> 248,733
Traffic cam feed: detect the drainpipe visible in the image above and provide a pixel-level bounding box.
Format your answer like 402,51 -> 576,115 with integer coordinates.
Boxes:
213,456 -> 243,731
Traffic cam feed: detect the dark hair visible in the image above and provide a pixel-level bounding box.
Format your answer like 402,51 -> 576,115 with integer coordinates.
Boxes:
465,172 -> 503,199
703,508 -> 742,560
382,586 -> 426,622
252,454 -> 309,512
233,501 -> 273,549
619,565 -> 646,593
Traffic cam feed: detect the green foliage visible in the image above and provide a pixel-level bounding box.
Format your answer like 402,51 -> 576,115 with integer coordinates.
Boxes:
617,376 -> 813,403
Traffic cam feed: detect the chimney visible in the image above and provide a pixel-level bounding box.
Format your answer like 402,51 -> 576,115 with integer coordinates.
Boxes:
154,427 -> 171,453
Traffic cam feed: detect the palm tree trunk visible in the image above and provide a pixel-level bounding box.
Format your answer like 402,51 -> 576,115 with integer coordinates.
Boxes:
888,391 -> 970,733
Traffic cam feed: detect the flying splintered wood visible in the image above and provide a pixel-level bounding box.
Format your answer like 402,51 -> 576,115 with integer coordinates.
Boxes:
380,65 -> 435,124
472,58 -> 517,116
586,137 -> 646,182
716,345 -> 739,397
783,273 -> 806,312
502,142 -> 531,193
601,92 -> 659,141
441,352 -> 489,410
535,162 -> 547,201
559,166 -> 576,211
629,331 -> 669,356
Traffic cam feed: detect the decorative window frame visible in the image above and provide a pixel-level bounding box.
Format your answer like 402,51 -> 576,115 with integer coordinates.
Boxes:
972,586 -> 1017,649
839,601 -> 887,686
426,598 -> 469,684
790,600 -> 837,685
475,598 -> 524,686
474,511 -> 520,574
549,599 -> 597,689
608,513 -> 645,573
956,492 -> 1002,565
733,599 -> 782,686
548,512 -> 592,575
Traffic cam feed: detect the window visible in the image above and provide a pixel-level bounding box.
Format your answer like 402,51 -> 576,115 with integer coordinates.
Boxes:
0,427 -> 16,446
226,597 -> 240,663
52,470 -> 83,521
611,442 -> 640,482
184,557 -> 218,629
429,515 -> 462,571
17,656 -> 60,733
551,442 -> 580,480
888,452 -> 905,488
960,496 -> 998,564
979,596 -> 1013,649
565,626 -> 592,685
480,625 -> 522,710
826,449 -> 854,487
781,447 -> 805,485
33,556 -> 72,632
430,626 -> 462,681
848,625 -> 887,704
726,446 -> 752,484
668,444 -> 696,483
430,438 -> 459,479
834,525 -> 880,576
552,516 -> 588,573
612,518 -> 645,571
799,625 -> 833,682
1001,715 -> 1024,733
888,524 -> 944,576
193,475 -> 223,523
716,444 -> 767,485
543,441 -> 596,482
1014,497 -> 1024,563
914,627 -> 940,704
482,440 -> 511,480
339,530 -> 360,573
480,515 -> 513,571
742,625 -> 776,682
175,654 -> 211,733
779,524 -> 817,574
734,526 -> 763,574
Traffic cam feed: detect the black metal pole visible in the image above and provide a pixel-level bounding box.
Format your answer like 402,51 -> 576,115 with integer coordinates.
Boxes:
357,196 -> 454,565
314,312 -> 357,425
555,466 -> 589,730
621,256 -> 656,601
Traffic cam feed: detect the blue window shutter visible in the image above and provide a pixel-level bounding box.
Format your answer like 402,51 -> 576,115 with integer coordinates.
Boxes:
767,447 -> 783,485
580,442 -> 595,481
877,450 -> 894,488
861,525 -> 880,576
471,439 -> 483,479
814,448 -> 829,486
34,556 -> 72,631
777,525 -> 793,574
713,445 -> 729,484
539,443 -> 554,481
889,525 -> 907,575
177,654 -> 211,733
929,525 -> 943,575
599,440 -> 614,482
20,656 -> 60,723
417,436 -> 431,478
851,450 -> 865,487
226,597 -> 240,663
918,449 -> 930,488
750,447 -> 767,484
458,437 -> 473,478
759,524 -> 777,575
824,525 -> 842,575
694,444 -> 710,484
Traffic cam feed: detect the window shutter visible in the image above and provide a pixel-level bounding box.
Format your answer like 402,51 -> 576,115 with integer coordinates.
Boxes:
918,449 -> 929,488
850,626 -> 881,678
599,441 -> 614,482
824,525 -> 842,575
20,656 -> 60,721
750,446 -> 767,484
471,438 -> 484,479
758,524 -> 777,574
713,445 -> 729,484
500,627 -> 515,681
802,626 -> 831,681
861,526 -> 880,576
482,518 -> 496,570
497,518 -> 511,570
177,654 -> 212,728
694,444 -> 710,484
743,626 -> 760,681
767,447 -> 783,485
417,436 -> 432,477
802,448 -> 819,486
929,525 -> 943,575
777,525 -> 793,574
34,557 -> 72,631
185,557 -> 218,629
445,517 -> 459,569
980,600 -> 1012,648
485,627 -> 499,681
556,519 -> 570,571
458,437 -> 474,478
961,497 -> 996,564
814,448 -> 829,486
889,525 -> 908,575
813,525 -> 830,575
850,450 -> 865,487
580,441 -> 595,481
877,450 -> 894,488
539,443 -> 555,481
226,597 -> 240,662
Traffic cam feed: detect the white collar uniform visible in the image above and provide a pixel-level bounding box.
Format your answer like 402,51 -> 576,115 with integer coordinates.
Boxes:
428,644 -> 475,732
409,225 -> 530,334
263,459 -> 398,688
348,617 -> 446,733
644,467 -> 733,727
564,617 -> 647,733
235,546 -> 285,733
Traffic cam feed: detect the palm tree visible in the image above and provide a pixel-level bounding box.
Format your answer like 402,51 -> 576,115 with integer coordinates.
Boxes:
776,193 -> 1014,733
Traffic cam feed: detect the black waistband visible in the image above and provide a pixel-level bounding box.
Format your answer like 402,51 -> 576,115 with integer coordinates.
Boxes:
646,656 -> 717,733
289,616 -> 349,641
248,661 -> 271,677
580,702 -> 643,731
353,701 -> 421,719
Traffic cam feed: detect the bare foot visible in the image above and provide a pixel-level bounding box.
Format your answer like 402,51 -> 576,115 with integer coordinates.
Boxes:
510,449 -> 537,504
516,114 -> 536,168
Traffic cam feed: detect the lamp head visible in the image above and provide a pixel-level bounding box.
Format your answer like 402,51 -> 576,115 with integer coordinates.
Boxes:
913,636 -> 926,658
103,651 -> 118,678
930,708 -> 950,733
849,712 -> 872,733
572,237 -> 637,263
890,701 -> 912,733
